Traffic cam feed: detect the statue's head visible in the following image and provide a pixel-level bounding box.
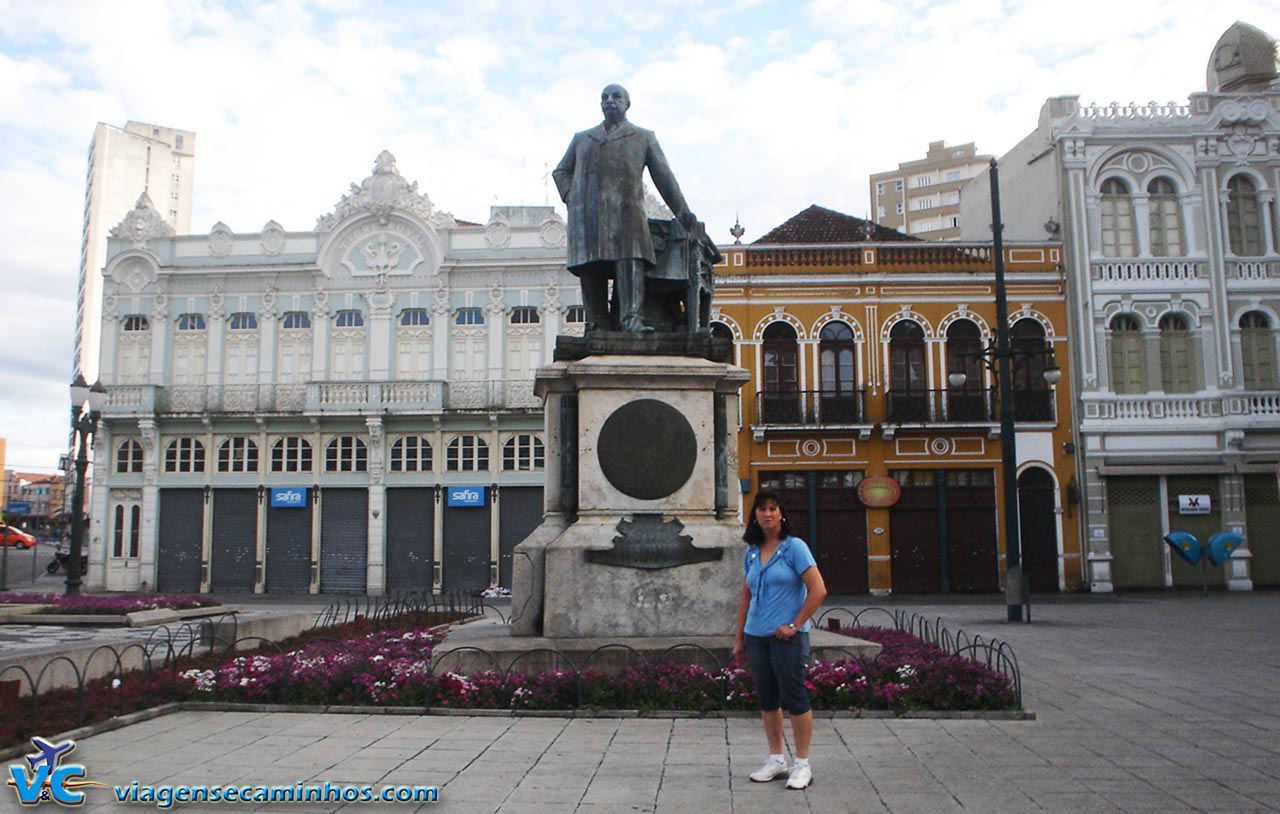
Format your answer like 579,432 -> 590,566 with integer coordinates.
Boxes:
601,84 -> 630,123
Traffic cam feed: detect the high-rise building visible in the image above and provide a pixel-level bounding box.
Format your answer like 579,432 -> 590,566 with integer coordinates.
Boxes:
75,122 -> 195,384
869,141 -> 992,240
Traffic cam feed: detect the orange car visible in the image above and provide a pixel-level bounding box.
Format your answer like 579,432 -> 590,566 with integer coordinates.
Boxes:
1,525 -> 37,548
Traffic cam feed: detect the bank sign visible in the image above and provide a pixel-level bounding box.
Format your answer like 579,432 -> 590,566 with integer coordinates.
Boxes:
1177,494 -> 1211,515
447,486 -> 486,507
270,487 -> 309,508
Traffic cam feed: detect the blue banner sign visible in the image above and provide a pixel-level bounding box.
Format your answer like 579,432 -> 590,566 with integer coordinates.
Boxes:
6,501 -> 32,515
447,486 -> 486,507
270,487 -> 309,508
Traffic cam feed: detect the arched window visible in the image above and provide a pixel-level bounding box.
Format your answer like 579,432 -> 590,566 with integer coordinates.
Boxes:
455,307 -> 485,325
888,320 -> 928,421
946,320 -> 986,421
710,322 -> 733,342
278,312 -> 312,385
1159,313 -> 1194,393
390,436 -> 432,472
1240,311 -> 1277,391
1100,178 -> 1136,257
503,434 -> 545,471
447,435 -> 489,472
760,322 -> 799,423
217,437 -> 258,473
118,315 -> 151,384
325,436 -> 368,472
1109,314 -> 1146,395
176,313 -> 206,331
227,312 -> 258,330
1011,319 -> 1052,420
331,310 -> 366,380
225,313 -> 259,385
819,322 -> 858,422
1226,175 -> 1264,256
1147,177 -> 1183,257
164,438 -> 205,473
510,306 -> 540,324
334,310 -> 364,328
271,437 -> 312,473
396,309 -> 432,380
115,439 -> 144,473
281,311 -> 311,330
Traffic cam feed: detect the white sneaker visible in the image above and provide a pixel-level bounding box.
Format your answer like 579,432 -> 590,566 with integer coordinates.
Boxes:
785,763 -> 812,790
749,758 -> 789,782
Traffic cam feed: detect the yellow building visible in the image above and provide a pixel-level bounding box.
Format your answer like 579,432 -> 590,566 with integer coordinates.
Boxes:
712,206 -> 1080,595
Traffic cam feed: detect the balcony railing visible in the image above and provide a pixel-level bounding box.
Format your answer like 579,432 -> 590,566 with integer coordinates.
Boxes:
1226,259 -> 1280,281
102,379 -> 542,416
883,389 -> 1055,424
755,390 -> 867,426
1081,395 -> 1222,421
1091,260 -> 1203,283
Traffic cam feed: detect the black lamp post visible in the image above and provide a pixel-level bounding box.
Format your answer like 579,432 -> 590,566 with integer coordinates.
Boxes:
67,373 -> 107,595
945,159 -> 1060,623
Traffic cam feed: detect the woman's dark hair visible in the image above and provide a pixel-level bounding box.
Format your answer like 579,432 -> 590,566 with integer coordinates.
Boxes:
743,489 -> 792,545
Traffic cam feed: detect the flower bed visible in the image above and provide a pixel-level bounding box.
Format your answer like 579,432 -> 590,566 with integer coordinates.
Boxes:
179,624 -> 1018,713
0,592 -> 219,615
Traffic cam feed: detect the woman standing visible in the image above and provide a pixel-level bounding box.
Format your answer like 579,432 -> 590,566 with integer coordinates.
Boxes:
732,489 -> 828,790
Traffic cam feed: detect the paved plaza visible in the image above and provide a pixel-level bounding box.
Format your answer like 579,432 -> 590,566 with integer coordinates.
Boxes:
4,592 -> 1278,813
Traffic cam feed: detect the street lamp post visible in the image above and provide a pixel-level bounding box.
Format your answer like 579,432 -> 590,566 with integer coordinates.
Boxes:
946,159 -> 1061,622
67,373 -> 107,595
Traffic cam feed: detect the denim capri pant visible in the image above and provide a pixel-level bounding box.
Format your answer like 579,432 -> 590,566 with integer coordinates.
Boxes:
743,632 -> 811,715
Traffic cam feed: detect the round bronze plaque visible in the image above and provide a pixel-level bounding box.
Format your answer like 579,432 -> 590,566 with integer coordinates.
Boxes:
597,399 -> 697,500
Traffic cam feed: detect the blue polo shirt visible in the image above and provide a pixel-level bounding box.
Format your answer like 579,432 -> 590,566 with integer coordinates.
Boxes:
742,537 -> 817,637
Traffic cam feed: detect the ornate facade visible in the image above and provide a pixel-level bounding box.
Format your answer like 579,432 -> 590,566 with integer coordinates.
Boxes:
88,152 -> 579,595
713,206 -> 1080,595
961,22 -> 1280,591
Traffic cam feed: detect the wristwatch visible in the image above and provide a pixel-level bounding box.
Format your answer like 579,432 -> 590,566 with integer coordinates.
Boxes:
786,623 -> 797,631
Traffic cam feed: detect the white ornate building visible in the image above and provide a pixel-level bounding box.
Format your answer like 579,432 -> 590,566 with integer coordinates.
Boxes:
87,152 -> 580,595
961,21 -> 1280,591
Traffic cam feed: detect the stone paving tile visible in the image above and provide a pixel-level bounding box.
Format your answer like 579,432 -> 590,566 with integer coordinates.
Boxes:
33,594 -> 1280,814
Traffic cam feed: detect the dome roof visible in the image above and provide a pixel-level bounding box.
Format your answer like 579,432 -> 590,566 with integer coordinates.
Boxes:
1207,21 -> 1279,93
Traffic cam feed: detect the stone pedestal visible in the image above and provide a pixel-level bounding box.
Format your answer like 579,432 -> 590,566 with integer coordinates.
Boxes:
511,353 -> 750,638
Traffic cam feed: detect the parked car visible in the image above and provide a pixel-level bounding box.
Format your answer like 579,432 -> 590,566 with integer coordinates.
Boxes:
1,525 -> 37,549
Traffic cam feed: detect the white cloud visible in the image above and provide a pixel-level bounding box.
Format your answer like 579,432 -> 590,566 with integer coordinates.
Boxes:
1,0 -> 1278,469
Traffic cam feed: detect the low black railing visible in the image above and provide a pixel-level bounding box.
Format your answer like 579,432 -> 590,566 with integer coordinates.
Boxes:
0,602 -> 1023,756
883,389 -> 1054,424
756,390 -> 867,425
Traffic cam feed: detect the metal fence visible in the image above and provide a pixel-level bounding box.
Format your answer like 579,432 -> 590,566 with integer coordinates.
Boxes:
0,600 -> 1022,756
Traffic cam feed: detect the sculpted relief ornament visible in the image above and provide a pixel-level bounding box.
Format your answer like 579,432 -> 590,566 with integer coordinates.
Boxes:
315,151 -> 456,232
109,192 -> 174,250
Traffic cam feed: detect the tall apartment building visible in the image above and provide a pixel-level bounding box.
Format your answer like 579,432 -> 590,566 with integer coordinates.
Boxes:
869,141 -> 992,240
75,122 -> 195,384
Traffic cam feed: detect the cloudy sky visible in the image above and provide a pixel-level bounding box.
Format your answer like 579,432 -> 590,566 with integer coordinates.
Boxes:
0,0 -> 1275,475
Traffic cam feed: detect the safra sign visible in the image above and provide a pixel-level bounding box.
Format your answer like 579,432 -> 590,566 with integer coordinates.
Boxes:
447,486 -> 486,507
270,488 -> 309,508
1177,494 -> 1211,515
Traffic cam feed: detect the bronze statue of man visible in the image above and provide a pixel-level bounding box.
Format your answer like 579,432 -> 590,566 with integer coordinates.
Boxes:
553,84 -> 698,333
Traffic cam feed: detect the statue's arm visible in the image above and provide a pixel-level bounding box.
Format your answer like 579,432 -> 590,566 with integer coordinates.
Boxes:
645,133 -> 696,228
551,138 -> 577,204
